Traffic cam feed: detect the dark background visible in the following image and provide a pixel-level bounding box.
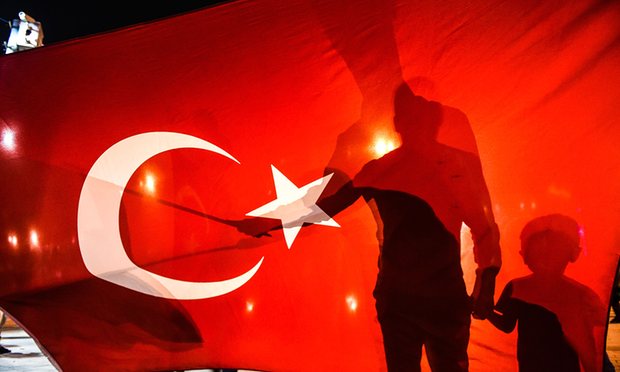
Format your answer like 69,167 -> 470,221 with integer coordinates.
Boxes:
0,1 -> 224,47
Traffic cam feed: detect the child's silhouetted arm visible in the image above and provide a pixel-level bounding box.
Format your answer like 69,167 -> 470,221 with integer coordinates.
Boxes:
488,309 -> 516,333
488,281 -> 517,333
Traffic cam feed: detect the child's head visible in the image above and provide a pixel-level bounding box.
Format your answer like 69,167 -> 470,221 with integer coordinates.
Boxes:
520,214 -> 581,276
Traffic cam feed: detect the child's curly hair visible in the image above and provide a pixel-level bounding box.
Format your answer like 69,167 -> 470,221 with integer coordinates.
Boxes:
520,214 -> 581,263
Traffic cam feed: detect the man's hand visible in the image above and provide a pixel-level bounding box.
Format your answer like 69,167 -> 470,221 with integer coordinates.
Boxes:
471,267 -> 499,320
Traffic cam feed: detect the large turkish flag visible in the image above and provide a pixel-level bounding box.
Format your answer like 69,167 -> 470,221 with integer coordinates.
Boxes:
0,1 -> 618,371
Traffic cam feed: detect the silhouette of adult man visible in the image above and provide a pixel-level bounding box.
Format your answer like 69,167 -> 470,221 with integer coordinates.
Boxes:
236,82 -> 500,370
315,83 -> 501,371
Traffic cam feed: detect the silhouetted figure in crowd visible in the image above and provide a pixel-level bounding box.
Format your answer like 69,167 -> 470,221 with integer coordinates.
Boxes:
488,214 -> 604,372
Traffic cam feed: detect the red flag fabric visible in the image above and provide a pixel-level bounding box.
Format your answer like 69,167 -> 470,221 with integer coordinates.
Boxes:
0,1 -> 619,371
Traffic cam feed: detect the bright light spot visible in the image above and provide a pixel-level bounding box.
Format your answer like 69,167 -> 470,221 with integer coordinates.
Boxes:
346,295 -> 358,312
1,128 -> 16,152
530,201 -> 537,209
246,301 -> 254,313
578,225 -> 587,256
7,234 -> 18,248
143,173 -> 156,194
30,230 -> 39,247
372,137 -> 396,157
519,202 -> 525,210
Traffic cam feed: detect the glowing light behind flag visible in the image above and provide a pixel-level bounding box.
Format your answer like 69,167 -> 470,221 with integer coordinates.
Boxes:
1,128 -> 16,152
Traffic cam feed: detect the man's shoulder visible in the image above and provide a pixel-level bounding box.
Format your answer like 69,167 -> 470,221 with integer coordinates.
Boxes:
355,150 -> 401,179
436,143 -> 479,163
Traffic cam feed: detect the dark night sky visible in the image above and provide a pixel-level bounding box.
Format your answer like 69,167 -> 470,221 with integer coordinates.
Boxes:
0,1 -> 224,48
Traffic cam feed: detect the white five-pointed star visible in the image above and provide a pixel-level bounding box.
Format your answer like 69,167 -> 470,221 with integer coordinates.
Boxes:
246,165 -> 340,248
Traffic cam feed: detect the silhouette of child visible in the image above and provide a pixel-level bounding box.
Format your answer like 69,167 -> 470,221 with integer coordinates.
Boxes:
488,214 -> 604,372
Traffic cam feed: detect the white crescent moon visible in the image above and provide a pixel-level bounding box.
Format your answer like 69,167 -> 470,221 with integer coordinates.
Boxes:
77,131 -> 263,300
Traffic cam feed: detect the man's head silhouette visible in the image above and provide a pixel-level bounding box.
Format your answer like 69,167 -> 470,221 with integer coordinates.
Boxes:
393,83 -> 442,144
